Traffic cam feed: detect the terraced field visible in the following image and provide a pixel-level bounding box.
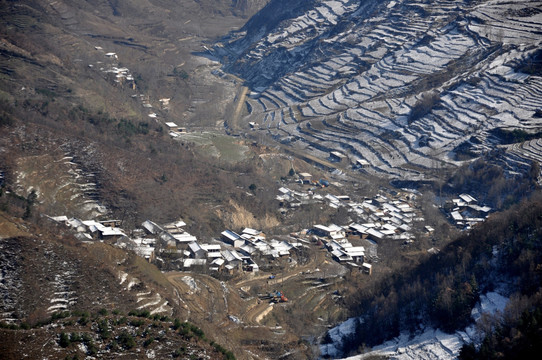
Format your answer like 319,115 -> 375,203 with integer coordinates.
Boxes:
217,0 -> 542,179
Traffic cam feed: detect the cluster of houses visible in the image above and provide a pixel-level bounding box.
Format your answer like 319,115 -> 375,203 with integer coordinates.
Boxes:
278,176 -> 423,244
46,215 -> 301,275
447,194 -> 492,229
47,215 -> 159,261
304,191 -> 426,273
88,48 -> 136,90
89,46 -> 174,123
220,228 -> 298,268
309,224 -> 372,274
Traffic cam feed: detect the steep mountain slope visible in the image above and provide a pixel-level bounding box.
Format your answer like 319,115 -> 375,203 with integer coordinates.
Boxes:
0,0 -> 280,230
215,0 -> 542,180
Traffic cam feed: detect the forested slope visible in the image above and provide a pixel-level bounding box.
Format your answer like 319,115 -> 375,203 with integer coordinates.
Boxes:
325,190 -> 542,357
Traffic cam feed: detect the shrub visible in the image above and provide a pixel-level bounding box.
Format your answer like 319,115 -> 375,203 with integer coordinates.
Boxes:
59,332 -> 71,348
118,331 -> 136,349
143,337 -> 154,347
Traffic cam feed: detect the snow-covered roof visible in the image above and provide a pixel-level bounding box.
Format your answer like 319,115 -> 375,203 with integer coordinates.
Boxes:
135,246 -> 154,259
459,194 -> 477,203
242,228 -> 261,236
221,230 -> 240,241
349,223 -> 368,234
367,228 -> 385,239
50,215 -> 69,222
240,243 -> 257,254
343,246 -> 365,257
468,204 -> 492,213
141,220 -> 162,234
173,233 -> 198,243
451,211 -> 463,221
331,249 -> 353,262
211,258 -> 225,266
201,244 -> 221,252
221,250 -> 244,262
357,158 -> 370,165
188,242 -> 203,253
100,227 -> 126,237
183,259 -> 206,268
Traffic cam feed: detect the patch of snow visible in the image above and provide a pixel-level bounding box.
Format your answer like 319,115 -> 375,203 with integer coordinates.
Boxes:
330,292 -> 509,359
47,303 -> 67,312
150,301 -> 170,315
320,317 -> 359,357
181,276 -> 199,293
118,271 -> 128,285
470,292 -> 508,322
126,278 -> 140,290
137,293 -> 162,309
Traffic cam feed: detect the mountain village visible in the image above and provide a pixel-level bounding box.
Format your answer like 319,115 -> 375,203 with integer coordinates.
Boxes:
48,165 -> 492,280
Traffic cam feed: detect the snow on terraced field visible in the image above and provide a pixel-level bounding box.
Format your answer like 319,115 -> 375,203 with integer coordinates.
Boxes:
216,0 -> 542,179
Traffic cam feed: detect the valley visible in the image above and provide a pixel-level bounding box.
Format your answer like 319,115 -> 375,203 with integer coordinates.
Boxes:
0,0 -> 541,359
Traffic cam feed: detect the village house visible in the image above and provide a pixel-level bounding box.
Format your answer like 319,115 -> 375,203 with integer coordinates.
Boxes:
142,220 -> 163,235
243,258 -> 259,272
159,232 -> 177,248
209,258 -> 225,272
201,244 -> 222,260
366,227 -> 385,242
221,230 -> 245,248
239,243 -> 258,257
268,239 -> 294,257
132,238 -> 156,262
188,242 -> 206,259
221,249 -> 244,269
182,258 -> 207,270
312,224 -> 346,240
327,239 -> 365,263
242,228 -> 265,238
344,247 -> 365,263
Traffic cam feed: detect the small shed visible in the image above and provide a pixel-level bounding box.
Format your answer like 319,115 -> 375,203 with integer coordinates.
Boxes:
330,151 -> 347,163
165,122 -> 179,131
356,159 -> 370,168
299,172 -> 313,184
362,263 -> 372,275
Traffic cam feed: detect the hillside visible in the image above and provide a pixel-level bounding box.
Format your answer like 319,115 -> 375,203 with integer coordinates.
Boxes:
0,211 -> 237,359
0,0 -> 284,233
320,190 -> 542,358
215,0 -> 542,181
